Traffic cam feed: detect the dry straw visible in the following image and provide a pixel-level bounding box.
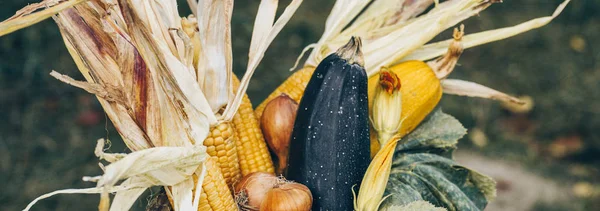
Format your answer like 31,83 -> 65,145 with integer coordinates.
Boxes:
294,0 -> 570,105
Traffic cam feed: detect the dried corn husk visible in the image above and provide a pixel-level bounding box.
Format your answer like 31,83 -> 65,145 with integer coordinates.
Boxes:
402,0 -> 571,62
25,139 -> 209,211
195,0 -> 234,113
302,0 -> 497,73
1,0 -> 303,210
222,0 -> 303,121
294,0 -> 570,104
354,135 -> 401,211
356,71 -> 404,211
0,0 -> 86,37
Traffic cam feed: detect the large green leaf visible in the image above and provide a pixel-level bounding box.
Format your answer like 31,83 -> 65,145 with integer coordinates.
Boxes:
381,109 -> 496,211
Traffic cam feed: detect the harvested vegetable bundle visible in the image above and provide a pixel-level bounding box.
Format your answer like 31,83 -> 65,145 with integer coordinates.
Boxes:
286,37 -> 370,211
0,0 -> 303,210
255,0 -> 571,155
0,0 -> 572,211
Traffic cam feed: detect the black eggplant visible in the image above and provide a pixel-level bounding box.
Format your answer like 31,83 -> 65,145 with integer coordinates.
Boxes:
286,37 -> 370,211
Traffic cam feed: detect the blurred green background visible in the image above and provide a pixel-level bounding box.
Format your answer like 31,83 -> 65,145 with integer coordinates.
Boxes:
0,0 -> 598,210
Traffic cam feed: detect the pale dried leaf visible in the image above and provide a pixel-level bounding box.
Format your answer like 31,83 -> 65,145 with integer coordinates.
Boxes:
249,0 -> 278,58
96,142 -> 207,188
24,181 -> 151,211
0,0 -> 86,37
306,0 -> 495,77
293,0 -> 433,70
8,1 -> 219,210
50,71 -> 126,105
187,0 -> 199,16
350,0 -> 406,27
402,0 -> 571,62
52,26 -> 154,149
222,0 -> 303,120
191,166 -> 207,210
390,0 -> 435,25
61,36 -> 152,151
95,140 -> 206,210
169,28 -> 195,71
341,0 -> 434,40
112,13 -> 186,147
441,79 -> 524,104
109,178 -> 148,211
154,39 -> 215,145
196,0 -> 234,113
355,135 -> 400,211
129,0 -> 181,57
171,178 -> 194,211
362,0 -> 491,76
95,139 -> 127,163
54,8 -> 122,88
120,0 -> 216,147
304,0 -> 370,66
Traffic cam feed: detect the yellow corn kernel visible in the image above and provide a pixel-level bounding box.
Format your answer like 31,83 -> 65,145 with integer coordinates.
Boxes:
196,158 -> 239,211
204,122 -> 242,187
232,77 -> 275,175
255,67 -> 315,119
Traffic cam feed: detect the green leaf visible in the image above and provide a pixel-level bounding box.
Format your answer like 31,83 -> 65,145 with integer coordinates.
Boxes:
381,109 -> 496,211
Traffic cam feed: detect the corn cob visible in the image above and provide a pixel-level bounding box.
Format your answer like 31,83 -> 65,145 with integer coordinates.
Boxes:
255,67 -> 315,119
204,122 -> 242,187
257,62 -> 442,156
232,77 -> 275,175
196,158 -> 238,211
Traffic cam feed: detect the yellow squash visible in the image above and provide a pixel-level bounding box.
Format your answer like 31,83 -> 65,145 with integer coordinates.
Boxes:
368,61 -> 442,139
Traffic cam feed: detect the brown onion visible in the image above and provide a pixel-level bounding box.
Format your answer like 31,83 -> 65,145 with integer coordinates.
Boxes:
260,182 -> 312,211
234,173 -> 312,211
260,94 -> 298,175
234,172 -> 278,210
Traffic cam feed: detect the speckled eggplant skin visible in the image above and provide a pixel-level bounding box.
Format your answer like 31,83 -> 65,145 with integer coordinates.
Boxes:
286,53 -> 370,211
